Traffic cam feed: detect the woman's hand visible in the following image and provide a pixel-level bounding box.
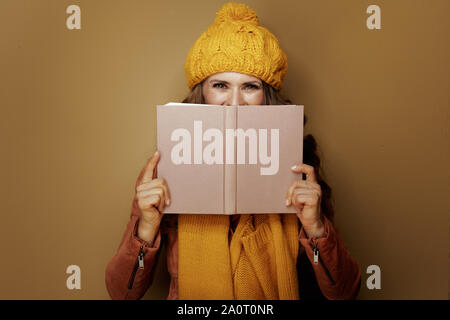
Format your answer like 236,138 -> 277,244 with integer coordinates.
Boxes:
136,151 -> 171,242
286,163 -> 325,239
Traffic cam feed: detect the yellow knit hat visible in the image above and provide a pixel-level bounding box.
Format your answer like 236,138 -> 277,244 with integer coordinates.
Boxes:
184,1 -> 288,91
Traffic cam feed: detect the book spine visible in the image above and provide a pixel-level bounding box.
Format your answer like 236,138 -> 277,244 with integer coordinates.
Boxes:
224,106 -> 237,215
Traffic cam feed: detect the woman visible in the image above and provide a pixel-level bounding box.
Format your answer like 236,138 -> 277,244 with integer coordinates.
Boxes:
105,2 -> 361,300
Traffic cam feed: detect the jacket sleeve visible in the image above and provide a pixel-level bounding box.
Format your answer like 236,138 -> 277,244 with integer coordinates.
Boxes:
105,160 -> 163,300
298,216 -> 361,300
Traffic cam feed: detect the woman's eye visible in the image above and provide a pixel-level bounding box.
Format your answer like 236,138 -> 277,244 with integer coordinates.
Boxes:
212,83 -> 260,89
213,83 -> 227,89
246,84 -> 260,90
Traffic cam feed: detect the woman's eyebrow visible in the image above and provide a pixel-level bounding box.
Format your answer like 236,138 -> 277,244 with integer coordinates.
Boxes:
209,79 -> 229,84
209,79 -> 261,85
243,81 -> 262,85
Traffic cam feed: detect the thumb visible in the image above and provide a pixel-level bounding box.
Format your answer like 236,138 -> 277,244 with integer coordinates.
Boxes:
141,151 -> 160,184
153,160 -> 158,179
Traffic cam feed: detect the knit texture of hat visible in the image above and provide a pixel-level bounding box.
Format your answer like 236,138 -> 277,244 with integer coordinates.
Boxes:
184,1 -> 288,91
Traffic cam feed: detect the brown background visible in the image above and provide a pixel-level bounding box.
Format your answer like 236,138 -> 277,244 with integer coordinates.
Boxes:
0,0 -> 448,299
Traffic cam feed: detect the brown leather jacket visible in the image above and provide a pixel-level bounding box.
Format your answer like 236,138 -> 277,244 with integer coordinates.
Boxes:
105,166 -> 362,300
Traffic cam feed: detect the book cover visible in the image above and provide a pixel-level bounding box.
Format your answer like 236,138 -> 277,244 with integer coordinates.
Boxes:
156,103 -> 304,214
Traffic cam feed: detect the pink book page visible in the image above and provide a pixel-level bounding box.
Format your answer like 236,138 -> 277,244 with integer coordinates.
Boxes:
236,105 -> 303,214
157,104 -> 224,214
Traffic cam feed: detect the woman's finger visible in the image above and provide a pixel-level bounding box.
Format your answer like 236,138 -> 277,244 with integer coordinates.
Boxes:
286,180 -> 309,205
286,180 -> 320,206
137,178 -> 161,192
291,163 -> 317,183
292,193 -> 319,208
137,178 -> 171,205
140,188 -> 165,212
292,187 -> 320,207
140,194 -> 160,211
140,151 -> 160,185
293,186 -> 322,198
151,187 -> 166,212
293,188 -> 321,198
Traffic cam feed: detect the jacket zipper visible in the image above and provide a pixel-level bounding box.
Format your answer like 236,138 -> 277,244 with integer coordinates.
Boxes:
311,241 -> 336,286
128,245 -> 148,290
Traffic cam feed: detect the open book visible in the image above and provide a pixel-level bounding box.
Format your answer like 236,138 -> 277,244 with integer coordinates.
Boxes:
156,102 -> 304,214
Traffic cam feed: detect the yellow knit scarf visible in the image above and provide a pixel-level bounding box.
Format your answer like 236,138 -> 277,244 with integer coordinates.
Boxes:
178,214 -> 300,300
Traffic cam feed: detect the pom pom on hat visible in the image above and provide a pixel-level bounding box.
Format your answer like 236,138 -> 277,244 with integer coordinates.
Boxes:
215,2 -> 259,25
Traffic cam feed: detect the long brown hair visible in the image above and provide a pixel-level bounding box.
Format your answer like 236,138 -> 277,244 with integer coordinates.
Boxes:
182,81 -> 334,223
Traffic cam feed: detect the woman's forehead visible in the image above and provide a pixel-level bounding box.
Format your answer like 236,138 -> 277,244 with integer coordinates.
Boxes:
207,72 -> 262,83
